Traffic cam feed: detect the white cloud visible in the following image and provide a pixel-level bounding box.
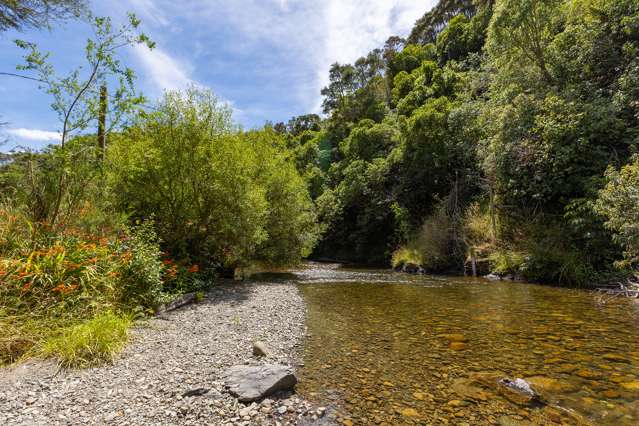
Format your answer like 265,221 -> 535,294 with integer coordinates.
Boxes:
314,0 -> 435,112
132,45 -> 194,93
110,0 -> 434,122
7,128 -> 61,142
128,0 -> 170,27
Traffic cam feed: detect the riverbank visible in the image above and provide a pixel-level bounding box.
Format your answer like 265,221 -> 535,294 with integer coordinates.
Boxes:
0,281 -> 325,425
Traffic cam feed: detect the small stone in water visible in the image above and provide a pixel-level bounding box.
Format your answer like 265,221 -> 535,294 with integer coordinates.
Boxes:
401,408 -> 419,417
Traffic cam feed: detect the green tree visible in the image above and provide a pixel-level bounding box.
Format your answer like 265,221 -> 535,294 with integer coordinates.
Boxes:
0,0 -> 85,31
109,88 -> 318,268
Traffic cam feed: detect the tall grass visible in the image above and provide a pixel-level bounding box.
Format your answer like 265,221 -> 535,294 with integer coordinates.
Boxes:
392,203 -> 458,272
41,312 -> 132,368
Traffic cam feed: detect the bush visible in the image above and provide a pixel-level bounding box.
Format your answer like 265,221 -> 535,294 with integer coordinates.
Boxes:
41,311 -> 132,368
391,247 -> 423,270
489,249 -> 526,276
414,205 -> 455,271
108,87 -> 318,269
0,205 -> 164,364
596,156 -> 639,265
392,203 -> 459,272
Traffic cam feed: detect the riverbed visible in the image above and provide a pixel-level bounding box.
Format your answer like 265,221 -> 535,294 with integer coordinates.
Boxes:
292,262 -> 639,425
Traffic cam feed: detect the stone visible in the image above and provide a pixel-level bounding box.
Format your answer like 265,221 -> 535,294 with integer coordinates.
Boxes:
575,369 -> 600,380
450,342 -> 467,351
524,376 -> 576,394
223,365 -> 297,403
252,341 -> 271,358
277,406 -> 287,415
497,379 -> 541,406
439,334 -> 468,343
601,390 -> 620,398
181,388 -> 209,398
621,381 -> 639,391
400,408 -> 419,417
602,353 -> 629,363
402,262 -> 423,274
451,378 -> 490,401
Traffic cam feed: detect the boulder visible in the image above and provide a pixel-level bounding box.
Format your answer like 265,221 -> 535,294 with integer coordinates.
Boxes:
223,364 -> 297,402
402,262 -> 423,274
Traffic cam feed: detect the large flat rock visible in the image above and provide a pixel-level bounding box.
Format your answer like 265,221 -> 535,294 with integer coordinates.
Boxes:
223,364 -> 297,402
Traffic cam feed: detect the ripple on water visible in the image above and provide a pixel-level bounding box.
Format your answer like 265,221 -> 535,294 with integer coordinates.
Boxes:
291,262 -> 639,425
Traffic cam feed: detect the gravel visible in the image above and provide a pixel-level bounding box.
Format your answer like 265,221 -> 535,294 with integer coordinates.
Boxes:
0,281 -> 330,425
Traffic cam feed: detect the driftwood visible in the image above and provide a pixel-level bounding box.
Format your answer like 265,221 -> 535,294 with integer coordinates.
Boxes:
595,278 -> 639,303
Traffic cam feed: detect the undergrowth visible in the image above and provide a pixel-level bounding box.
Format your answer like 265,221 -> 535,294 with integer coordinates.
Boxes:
0,204 -> 205,367
41,311 -> 132,368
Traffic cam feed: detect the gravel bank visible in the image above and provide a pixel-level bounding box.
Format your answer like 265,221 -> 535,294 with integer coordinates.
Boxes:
0,281 -> 327,425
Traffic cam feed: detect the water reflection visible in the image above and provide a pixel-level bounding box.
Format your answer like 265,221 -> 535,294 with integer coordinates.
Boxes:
293,262 -> 639,425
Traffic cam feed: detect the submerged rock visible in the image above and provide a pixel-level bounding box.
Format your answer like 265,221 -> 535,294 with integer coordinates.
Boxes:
497,378 -> 541,406
402,262 -> 424,274
223,364 -> 297,402
524,376 -> 577,394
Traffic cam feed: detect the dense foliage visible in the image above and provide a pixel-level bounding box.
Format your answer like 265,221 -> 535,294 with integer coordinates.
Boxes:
277,0 -> 639,286
109,88 -> 318,269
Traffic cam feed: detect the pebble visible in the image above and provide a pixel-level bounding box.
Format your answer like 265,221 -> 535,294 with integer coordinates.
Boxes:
0,282 -> 319,425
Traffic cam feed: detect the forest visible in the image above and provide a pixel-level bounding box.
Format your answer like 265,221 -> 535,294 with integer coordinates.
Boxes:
1,0 -> 639,367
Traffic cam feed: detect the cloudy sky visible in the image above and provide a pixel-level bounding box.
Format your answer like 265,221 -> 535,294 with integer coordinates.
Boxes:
0,0 -> 435,151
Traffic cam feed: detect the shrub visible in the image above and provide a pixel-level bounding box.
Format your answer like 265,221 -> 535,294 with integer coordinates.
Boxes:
463,202 -> 495,250
392,203 -> 459,272
108,87 -> 318,269
595,156 -> 639,265
391,247 -> 423,270
41,311 -> 132,368
489,249 -> 526,276
413,204 -> 456,271
0,207 -> 163,364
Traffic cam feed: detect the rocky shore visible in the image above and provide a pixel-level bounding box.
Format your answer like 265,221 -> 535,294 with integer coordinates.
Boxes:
0,281 -> 328,425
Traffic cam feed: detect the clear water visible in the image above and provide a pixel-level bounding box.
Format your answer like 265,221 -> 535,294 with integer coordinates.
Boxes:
289,262 -> 639,425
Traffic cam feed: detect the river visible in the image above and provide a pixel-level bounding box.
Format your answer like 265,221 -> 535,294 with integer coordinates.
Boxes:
284,262 -> 639,425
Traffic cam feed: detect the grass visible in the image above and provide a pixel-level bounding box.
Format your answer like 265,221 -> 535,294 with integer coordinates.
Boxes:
391,247 -> 423,269
40,311 -> 132,368
489,249 -> 526,276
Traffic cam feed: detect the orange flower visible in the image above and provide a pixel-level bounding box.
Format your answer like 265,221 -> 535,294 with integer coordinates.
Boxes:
188,264 -> 199,273
22,282 -> 32,291
162,259 -> 174,265
52,283 -> 78,294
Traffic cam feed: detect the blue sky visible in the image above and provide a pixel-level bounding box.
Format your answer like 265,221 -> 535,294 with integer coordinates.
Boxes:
0,0 -> 435,151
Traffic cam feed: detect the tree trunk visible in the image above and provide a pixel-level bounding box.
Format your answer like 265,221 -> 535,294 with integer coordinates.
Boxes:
97,85 -> 107,162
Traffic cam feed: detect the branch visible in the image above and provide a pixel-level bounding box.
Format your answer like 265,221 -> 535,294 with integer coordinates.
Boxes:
0,72 -> 46,83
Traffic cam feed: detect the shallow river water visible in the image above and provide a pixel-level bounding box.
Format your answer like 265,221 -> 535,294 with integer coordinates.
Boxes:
288,262 -> 639,425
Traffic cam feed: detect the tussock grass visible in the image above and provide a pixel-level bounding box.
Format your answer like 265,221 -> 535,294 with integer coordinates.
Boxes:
41,312 -> 132,368
391,247 -> 423,269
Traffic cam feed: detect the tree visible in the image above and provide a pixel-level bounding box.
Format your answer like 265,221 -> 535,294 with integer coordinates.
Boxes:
109,88 -> 318,268
9,12 -> 154,225
0,0 -> 85,31
487,0 -> 562,84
